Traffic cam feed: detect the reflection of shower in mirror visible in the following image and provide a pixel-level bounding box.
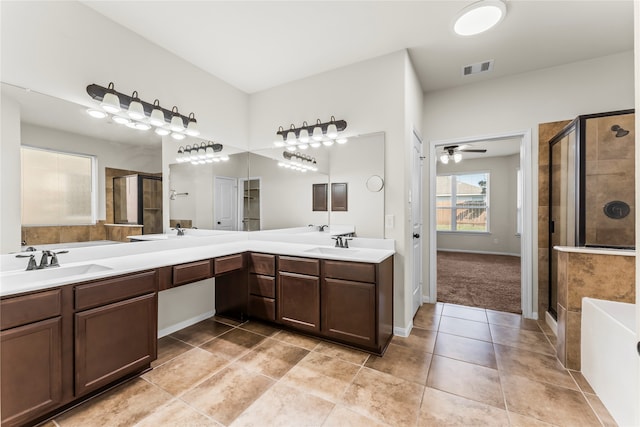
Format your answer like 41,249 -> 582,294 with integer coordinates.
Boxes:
169,189 -> 189,200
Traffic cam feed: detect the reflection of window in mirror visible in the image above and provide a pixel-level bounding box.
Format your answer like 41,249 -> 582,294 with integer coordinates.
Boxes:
21,146 -> 96,225
331,182 -> 348,212
312,183 -> 328,211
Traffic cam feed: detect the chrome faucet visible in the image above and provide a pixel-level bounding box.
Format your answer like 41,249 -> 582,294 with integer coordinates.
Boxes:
318,225 -> 328,232
15,253 -> 37,270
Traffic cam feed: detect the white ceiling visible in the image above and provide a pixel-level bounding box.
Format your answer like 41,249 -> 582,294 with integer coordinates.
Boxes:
83,1 -> 634,94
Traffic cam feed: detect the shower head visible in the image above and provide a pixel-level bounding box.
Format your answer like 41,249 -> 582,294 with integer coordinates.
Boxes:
611,125 -> 629,138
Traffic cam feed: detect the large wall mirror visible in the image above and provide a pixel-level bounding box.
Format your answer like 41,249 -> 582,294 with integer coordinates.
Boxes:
3,80 -> 386,253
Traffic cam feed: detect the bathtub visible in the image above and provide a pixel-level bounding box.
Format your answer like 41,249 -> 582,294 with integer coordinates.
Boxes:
581,298 -> 638,427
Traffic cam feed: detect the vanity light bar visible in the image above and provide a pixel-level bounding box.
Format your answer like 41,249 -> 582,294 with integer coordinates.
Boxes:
280,151 -> 318,172
176,142 -> 226,165
274,116 -> 347,148
86,83 -> 199,137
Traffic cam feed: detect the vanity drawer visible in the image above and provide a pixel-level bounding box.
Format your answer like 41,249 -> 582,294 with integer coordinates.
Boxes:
1,289 -> 62,330
75,270 -> 157,311
324,260 -> 376,283
249,253 -> 276,276
173,260 -> 213,286
214,254 -> 244,275
278,256 -> 319,276
249,274 -> 276,298
248,295 -> 276,321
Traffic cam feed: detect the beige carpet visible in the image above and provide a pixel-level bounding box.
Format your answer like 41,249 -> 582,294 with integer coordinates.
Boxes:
437,251 -> 522,314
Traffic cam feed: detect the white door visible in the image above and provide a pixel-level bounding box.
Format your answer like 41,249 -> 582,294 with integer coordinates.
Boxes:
214,176 -> 237,230
411,131 -> 424,317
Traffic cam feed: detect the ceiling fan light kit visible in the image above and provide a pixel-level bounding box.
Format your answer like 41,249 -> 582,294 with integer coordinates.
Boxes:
439,145 -> 487,164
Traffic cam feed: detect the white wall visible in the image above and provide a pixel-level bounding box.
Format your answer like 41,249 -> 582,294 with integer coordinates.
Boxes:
423,50 -> 635,311
436,154 -> 521,255
21,124 -> 162,221
0,95 -> 22,253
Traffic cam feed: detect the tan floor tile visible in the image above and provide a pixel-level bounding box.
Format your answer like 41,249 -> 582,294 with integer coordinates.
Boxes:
569,370 -> 595,394
442,304 -> 488,322
55,378 -> 172,427
143,348 -> 229,396
486,310 -> 542,332
181,365 -> 273,425
170,320 -> 233,346
230,383 -> 334,427
200,328 -> 266,360
507,412 -> 557,426
280,351 -> 360,402
438,316 -> 492,342
238,320 -> 280,336
365,342 -> 432,384
494,344 -> 577,390
413,305 -> 442,331
152,336 -> 193,368
585,393 -> 618,427
272,329 -> 321,350
391,327 -> 437,353
418,387 -> 509,426
135,399 -> 218,426
314,341 -> 369,365
433,332 -> 496,368
237,338 -> 308,379
322,405 -> 388,427
427,355 -> 504,409
341,367 -> 424,426
489,323 -> 555,356
502,374 -> 601,426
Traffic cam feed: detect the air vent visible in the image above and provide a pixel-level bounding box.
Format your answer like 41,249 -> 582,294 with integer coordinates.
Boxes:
462,59 -> 494,76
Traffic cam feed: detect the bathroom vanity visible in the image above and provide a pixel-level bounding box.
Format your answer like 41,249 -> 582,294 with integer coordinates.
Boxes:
0,234 -> 394,426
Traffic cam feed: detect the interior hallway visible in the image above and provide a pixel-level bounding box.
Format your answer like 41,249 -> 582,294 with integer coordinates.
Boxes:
44,304 -> 615,426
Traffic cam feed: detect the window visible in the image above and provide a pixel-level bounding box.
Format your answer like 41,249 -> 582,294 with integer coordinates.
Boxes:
436,172 -> 489,232
21,146 -> 96,225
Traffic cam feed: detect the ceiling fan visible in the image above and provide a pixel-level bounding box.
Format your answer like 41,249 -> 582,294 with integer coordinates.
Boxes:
439,144 -> 487,164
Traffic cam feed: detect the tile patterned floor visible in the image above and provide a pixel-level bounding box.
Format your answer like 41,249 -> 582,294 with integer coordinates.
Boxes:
47,303 -> 617,426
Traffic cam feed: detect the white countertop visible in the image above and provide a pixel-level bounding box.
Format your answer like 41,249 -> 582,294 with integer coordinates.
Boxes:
1,232 -> 395,297
553,246 -> 635,257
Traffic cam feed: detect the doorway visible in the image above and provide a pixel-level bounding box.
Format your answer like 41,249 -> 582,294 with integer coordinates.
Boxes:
238,177 -> 261,231
428,130 -> 535,318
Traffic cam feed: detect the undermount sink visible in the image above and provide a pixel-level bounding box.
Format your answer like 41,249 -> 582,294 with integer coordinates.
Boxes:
304,247 -> 361,256
1,264 -> 113,288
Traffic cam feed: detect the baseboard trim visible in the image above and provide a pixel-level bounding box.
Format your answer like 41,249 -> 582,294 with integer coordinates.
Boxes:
394,320 -> 413,338
422,295 -> 434,303
158,310 -> 216,338
437,248 -> 521,257
545,311 -> 558,336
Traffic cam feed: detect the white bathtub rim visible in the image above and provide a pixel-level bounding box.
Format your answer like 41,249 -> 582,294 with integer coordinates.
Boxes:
582,297 -> 636,333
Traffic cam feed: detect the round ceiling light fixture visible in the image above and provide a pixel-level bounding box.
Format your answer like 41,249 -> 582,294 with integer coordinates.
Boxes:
453,0 -> 506,36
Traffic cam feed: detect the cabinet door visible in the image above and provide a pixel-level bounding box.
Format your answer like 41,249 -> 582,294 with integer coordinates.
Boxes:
75,293 -> 157,396
1,317 -> 62,427
278,272 -> 320,332
322,278 -> 376,348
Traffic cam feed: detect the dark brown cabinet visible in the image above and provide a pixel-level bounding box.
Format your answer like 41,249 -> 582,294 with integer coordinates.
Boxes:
248,253 -> 277,321
278,256 -> 320,332
75,292 -> 157,395
1,316 -> 63,427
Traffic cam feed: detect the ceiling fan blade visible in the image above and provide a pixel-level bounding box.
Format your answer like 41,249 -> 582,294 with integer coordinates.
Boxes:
460,149 -> 487,153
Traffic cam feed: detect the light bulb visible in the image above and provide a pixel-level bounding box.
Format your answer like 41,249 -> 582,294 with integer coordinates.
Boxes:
336,137 -> 348,144
171,132 -> 186,140
326,117 -> 338,138
220,155 -> 230,161
205,145 -> 215,158
170,106 -> 185,132
440,154 -> 449,164
322,139 -> 334,147
149,99 -> 165,126
155,128 -> 170,136
298,124 -> 310,143
100,82 -> 121,113
185,112 -> 199,136
274,127 -> 286,147
453,153 -> 462,163
287,129 -> 297,145
298,143 -> 309,150
87,109 -> 107,119
127,91 -> 145,120
286,145 -> 296,152
310,142 -> 321,148
198,146 -> 206,159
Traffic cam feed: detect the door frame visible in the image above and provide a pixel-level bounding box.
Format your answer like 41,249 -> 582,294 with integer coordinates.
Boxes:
428,129 -> 535,319
237,176 -> 262,231
411,129 -> 424,318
